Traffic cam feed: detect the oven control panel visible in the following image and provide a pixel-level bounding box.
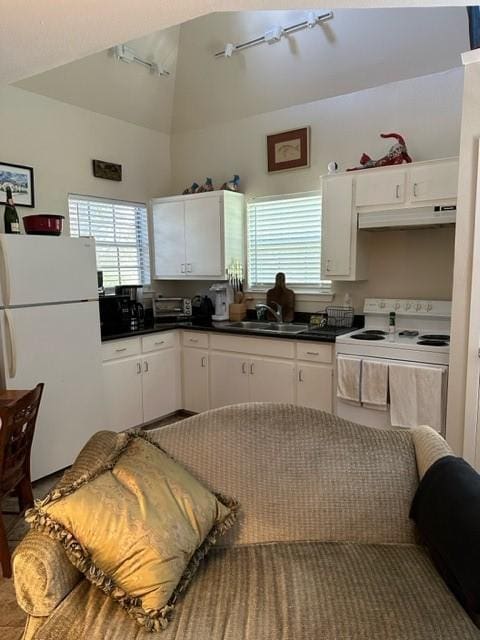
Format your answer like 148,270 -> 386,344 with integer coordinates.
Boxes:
363,299 -> 451,317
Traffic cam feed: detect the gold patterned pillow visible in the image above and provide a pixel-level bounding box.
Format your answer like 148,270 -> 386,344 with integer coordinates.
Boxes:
26,431 -> 238,632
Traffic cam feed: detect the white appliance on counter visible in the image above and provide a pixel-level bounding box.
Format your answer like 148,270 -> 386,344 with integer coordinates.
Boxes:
335,299 -> 451,433
0,234 -> 105,480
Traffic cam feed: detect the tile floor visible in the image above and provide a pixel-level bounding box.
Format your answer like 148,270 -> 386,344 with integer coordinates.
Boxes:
0,411 -> 190,639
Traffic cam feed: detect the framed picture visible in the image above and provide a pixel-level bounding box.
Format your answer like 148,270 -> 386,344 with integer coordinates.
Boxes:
266,127 -> 310,173
0,162 -> 35,207
93,159 -> 122,181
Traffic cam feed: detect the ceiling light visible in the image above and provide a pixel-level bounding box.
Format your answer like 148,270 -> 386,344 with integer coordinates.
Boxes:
114,44 -> 170,77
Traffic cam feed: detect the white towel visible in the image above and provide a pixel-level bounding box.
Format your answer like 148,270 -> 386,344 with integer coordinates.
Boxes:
361,360 -> 389,411
389,363 -> 446,431
336,356 -> 361,405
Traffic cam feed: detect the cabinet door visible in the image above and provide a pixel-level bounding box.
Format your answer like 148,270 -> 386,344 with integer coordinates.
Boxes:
183,348 -> 209,413
152,201 -> 186,278
103,358 -> 143,431
322,176 -> 353,277
210,352 -> 249,409
410,160 -> 458,203
296,363 -> 333,412
184,196 -> 222,278
142,349 -> 181,423
248,357 -> 295,404
355,168 -> 406,207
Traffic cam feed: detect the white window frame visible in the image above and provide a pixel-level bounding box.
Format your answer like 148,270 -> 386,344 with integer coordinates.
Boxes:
68,194 -> 150,289
246,191 -> 332,297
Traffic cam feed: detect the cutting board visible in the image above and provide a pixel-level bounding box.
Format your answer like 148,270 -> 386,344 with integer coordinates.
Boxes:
266,273 -> 295,322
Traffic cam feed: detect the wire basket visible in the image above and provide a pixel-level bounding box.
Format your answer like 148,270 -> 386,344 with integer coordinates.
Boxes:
325,305 -> 354,328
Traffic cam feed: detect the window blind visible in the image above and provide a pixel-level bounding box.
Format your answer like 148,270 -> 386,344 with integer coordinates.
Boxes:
247,192 -> 330,291
69,194 -> 150,288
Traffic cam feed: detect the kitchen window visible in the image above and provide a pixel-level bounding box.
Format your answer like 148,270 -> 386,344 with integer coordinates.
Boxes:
69,194 -> 150,288
247,191 -> 331,293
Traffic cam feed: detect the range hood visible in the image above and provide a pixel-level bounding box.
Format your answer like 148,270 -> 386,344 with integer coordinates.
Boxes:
358,205 -> 456,230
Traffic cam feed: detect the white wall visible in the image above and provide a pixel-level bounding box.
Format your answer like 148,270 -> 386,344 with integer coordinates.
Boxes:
170,69 -> 463,309
0,85 -> 171,233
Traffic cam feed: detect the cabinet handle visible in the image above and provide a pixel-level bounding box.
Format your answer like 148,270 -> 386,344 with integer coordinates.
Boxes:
395,184 -> 401,199
413,182 -> 418,197
306,351 -> 319,356
181,263 -> 186,273
186,263 -> 192,273
144,361 -> 149,373
136,362 -> 142,374
189,338 -> 198,343
250,363 -> 254,375
298,369 -> 304,383
115,347 -> 127,353
201,356 -> 207,368
326,259 -> 331,273
242,362 -> 247,374
154,340 -> 165,346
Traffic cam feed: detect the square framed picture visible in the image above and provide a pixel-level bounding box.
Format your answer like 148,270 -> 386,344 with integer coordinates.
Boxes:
266,127 -> 310,173
0,162 -> 35,207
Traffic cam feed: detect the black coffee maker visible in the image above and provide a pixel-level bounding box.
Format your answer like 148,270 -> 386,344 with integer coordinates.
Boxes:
115,285 -> 144,327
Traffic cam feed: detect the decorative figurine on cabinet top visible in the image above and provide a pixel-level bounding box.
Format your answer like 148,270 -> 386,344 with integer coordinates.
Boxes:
221,175 -> 240,192
197,178 -> 214,193
347,133 -> 412,171
182,182 -> 199,194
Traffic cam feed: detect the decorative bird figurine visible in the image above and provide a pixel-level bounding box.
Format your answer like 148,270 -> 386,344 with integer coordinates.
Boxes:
197,178 -> 214,193
221,175 -> 240,192
182,182 -> 199,195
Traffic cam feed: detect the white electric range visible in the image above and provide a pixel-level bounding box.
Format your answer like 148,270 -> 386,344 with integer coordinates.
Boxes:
335,298 -> 451,432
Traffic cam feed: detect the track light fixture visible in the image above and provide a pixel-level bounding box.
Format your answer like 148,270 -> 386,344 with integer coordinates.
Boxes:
215,11 -> 333,59
114,45 -> 170,77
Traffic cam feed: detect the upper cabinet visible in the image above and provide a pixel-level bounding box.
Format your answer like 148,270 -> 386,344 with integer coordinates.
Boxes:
354,157 -> 458,210
151,191 -> 244,280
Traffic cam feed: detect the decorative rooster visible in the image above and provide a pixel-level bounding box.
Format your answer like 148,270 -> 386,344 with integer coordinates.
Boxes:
182,182 -> 199,195
221,175 -> 240,192
347,133 -> 412,171
197,178 -> 214,193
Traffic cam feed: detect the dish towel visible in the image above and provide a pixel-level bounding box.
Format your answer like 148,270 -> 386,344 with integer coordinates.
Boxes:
389,363 -> 446,431
361,359 -> 389,411
336,356 -> 361,405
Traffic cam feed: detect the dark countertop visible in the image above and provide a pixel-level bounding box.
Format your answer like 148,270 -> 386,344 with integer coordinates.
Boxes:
101,319 -> 359,344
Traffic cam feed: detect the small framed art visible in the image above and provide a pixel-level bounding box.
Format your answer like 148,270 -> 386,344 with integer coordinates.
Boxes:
266,127 -> 310,173
0,162 -> 35,207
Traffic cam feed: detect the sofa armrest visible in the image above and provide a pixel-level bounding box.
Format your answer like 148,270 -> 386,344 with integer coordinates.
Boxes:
13,530 -> 82,617
411,425 -> 452,480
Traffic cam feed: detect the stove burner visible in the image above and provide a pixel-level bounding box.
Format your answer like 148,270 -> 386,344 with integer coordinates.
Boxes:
362,330 -> 387,336
420,334 -> 450,341
399,330 -> 419,337
351,333 -> 385,341
417,339 -> 449,347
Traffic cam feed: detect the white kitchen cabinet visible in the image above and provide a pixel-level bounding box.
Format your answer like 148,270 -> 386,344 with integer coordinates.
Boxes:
296,362 -> 333,412
355,168 -> 407,207
210,352 -> 250,409
409,159 -> 459,203
142,348 -> 181,423
101,332 -> 181,430
151,190 -> 244,280
322,174 -> 368,281
248,357 -> 296,404
183,348 -> 209,413
103,357 -> 143,431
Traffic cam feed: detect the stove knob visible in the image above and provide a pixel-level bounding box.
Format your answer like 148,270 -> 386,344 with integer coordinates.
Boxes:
379,301 -> 386,309
394,302 -> 400,310
405,303 -> 411,311
426,304 -> 433,311
415,303 -> 422,311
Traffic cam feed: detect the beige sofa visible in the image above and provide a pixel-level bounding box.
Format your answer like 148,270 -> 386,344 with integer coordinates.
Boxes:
13,403 -> 480,639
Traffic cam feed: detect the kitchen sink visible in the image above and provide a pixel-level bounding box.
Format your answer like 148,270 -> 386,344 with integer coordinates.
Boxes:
223,321 -> 309,334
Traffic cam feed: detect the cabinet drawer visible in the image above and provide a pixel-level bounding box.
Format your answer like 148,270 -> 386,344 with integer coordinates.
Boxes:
183,331 -> 209,349
296,342 -> 333,363
102,338 -> 141,362
210,333 -> 294,359
142,331 -> 178,353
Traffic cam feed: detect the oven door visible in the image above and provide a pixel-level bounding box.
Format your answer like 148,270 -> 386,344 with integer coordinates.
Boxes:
335,355 -> 448,434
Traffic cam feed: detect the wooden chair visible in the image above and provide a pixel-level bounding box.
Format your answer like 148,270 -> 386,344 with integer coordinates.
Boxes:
0,383 -> 44,578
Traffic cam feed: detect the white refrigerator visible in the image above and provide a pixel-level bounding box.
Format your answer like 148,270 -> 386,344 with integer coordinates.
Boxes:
0,234 -> 105,480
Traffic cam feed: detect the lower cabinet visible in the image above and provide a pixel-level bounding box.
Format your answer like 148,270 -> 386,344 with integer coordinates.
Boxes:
296,362 -> 333,412
103,356 -> 143,431
102,333 -> 181,431
183,347 -> 210,413
210,352 -> 295,409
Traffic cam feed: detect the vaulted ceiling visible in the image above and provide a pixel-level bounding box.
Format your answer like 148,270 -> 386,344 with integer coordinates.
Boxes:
11,7 -> 469,134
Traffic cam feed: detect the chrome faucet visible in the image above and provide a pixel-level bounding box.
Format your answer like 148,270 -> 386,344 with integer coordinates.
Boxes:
256,302 -> 283,323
